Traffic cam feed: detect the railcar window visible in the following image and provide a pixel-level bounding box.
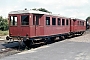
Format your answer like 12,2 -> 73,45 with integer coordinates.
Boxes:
10,16 -> 17,26
52,18 -> 56,25
82,22 -> 84,26
66,19 -> 68,25
36,16 -> 39,25
57,18 -> 61,25
46,17 -> 50,25
33,15 -> 39,25
77,21 -> 79,25
33,15 -> 35,25
21,15 -> 29,25
80,21 -> 83,26
84,22 -> 85,26
81,21 -> 84,26
62,19 -> 65,25
80,21 -> 81,25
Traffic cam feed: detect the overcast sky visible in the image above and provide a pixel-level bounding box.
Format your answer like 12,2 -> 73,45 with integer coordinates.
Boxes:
0,0 -> 90,20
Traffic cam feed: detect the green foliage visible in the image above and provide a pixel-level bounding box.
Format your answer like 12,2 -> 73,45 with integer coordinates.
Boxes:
0,16 -> 8,31
32,8 -> 52,13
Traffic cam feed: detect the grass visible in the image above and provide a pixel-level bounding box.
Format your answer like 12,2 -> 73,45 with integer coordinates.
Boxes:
0,30 -> 9,36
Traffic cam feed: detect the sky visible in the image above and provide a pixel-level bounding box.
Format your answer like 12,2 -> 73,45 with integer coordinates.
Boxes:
0,0 -> 90,20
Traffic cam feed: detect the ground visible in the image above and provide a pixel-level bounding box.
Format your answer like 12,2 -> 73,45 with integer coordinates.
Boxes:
0,30 -> 90,60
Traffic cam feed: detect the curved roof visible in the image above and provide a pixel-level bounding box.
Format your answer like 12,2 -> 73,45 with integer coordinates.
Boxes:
9,10 -> 50,15
9,10 -> 85,21
9,10 -> 68,18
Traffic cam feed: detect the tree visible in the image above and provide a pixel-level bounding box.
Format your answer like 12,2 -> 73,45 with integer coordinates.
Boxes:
0,16 -> 8,31
32,8 -> 52,13
32,8 -> 37,10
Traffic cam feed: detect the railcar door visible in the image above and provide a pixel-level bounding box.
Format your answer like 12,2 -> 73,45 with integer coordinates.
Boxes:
33,14 -> 44,36
73,19 -> 76,32
9,16 -> 18,36
70,19 -> 76,32
70,19 -> 72,32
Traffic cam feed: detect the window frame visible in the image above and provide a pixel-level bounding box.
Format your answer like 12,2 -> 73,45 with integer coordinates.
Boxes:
57,18 -> 61,25
77,21 -> 79,25
82,22 -> 84,26
66,19 -> 69,25
46,17 -> 50,25
10,16 -> 18,26
33,15 -> 40,25
80,21 -> 82,26
52,17 -> 56,25
62,19 -> 65,26
35,15 -> 39,25
21,15 -> 29,26
33,15 -> 35,25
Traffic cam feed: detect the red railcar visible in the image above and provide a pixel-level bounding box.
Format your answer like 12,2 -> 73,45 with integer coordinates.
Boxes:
6,10 -> 86,48
70,18 -> 86,34
8,10 -> 71,38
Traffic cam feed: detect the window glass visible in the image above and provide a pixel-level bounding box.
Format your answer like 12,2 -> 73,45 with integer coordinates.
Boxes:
52,18 -> 56,25
10,16 -> 17,26
21,15 -> 29,25
66,19 -> 68,25
62,19 -> 65,25
57,18 -> 60,25
46,17 -> 50,25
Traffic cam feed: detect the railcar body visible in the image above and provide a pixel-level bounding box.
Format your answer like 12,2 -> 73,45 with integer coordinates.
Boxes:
8,10 -> 71,38
7,10 -> 86,48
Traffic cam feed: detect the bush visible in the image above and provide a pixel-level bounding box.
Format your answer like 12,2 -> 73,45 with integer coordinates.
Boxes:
0,16 -> 9,31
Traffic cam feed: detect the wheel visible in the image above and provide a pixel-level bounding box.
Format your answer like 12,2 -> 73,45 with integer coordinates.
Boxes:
50,37 -> 56,43
45,37 -> 52,44
59,36 -> 64,41
23,37 -> 34,49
